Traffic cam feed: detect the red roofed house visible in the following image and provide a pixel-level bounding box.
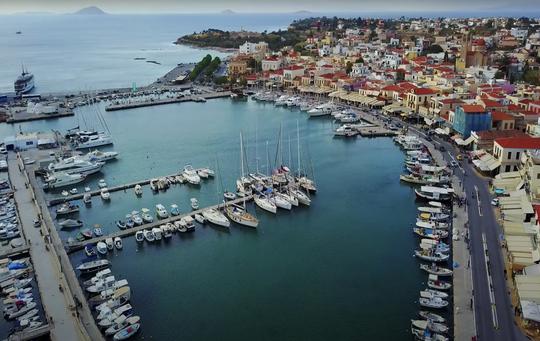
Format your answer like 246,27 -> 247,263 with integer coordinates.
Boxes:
493,137 -> 540,173
262,56 -> 282,71
529,101 -> 540,114
491,111 -> 515,131
282,65 -> 305,88
405,87 -> 438,113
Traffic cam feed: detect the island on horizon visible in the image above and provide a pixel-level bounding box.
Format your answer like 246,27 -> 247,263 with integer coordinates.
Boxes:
72,6 -> 107,15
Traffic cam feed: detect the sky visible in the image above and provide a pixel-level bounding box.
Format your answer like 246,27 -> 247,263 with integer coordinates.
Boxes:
0,0 -> 536,14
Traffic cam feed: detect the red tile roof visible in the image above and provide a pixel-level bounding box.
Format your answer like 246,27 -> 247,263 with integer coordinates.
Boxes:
284,65 -> 304,71
491,111 -> 514,121
412,88 -> 436,95
482,99 -> 504,108
461,104 -> 486,113
495,137 -> 540,149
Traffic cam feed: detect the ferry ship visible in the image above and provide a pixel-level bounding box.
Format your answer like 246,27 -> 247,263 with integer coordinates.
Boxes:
14,67 -> 34,95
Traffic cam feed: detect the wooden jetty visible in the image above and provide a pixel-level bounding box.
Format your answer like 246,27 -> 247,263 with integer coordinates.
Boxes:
104,91 -> 232,111
66,195 -> 255,253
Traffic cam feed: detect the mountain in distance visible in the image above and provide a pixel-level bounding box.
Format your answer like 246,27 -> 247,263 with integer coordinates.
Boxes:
73,6 -> 107,15
292,10 -> 313,14
220,9 -> 236,15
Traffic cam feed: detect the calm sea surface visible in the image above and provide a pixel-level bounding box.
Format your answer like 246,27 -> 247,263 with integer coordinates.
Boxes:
0,98 -> 430,340
0,13 -> 440,340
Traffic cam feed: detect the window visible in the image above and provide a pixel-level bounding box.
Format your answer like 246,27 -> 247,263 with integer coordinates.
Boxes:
25,141 -> 33,146
505,165 -> 511,172
537,173 -> 540,179
516,152 -> 520,160
507,151 -> 512,159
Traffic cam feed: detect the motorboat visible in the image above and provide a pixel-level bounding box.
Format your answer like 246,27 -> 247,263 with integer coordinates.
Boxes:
307,102 -> 334,117
105,238 -> 114,250
134,184 -> 142,196
87,276 -> 116,293
116,220 -> 127,230
84,268 -> 112,286
96,242 -> 108,255
297,176 -> 317,193
143,229 -> 154,242
427,274 -> 452,290
76,259 -> 110,274
223,191 -> 236,201
418,296 -> 448,309
197,168 -> 209,179
190,198 -> 199,210
411,319 -> 449,334
416,220 -> 449,231
170,204 -> 180,216
413,228 -> 448,240
415,186 -> 454,202
44,172 -> 86,189
98,179 -> 107,188
334,124 -> 358,137
113,322 -> 140,341
411,326 -> 449,341
88,286 -> 130,307
182,165 -> 201,185
414,250 -> 449,263
202,208 -> 230,228
14,67 -> 34,95
420,264 -> 453,277
93,227 -> 103,237
174,220 -> 186,233
199,167 -> 215,177
105,316 -> 140,336
149,179 -> 159,191
155,204 -> 168,219
73,132 -> 113,150
55,202 -> 79,216
62,190 -> 69,196
135,231 -> 144,243
152,227 -> 162,240
85,245 -> 97,257
114,237 -> 122,250
85,186 -> 91,192
163,223 -> 174,238
4,302 -> 37,320
58,219 -> 83,229
47,157 -> 104,176
254,194 -> 277,214
418,311 -> 445,323
194,213 -> 206,224
141,208 -> 153,223
224,203 -> 258,228
420,289 -> 448,300
130,212 -> 143,226
83,193 -> 92,205
100,188 -> 111,201
84,150 -> 118,163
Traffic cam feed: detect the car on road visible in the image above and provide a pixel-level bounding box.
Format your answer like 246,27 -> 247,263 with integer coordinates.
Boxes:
450,161 -> 459,168
457,154 -> 463,161
491,198 -> 499,206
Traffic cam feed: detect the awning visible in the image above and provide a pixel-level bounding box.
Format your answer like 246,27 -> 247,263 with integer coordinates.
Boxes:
455,135 -> 475,146
521,300 -> 540,322
434,127 -> 449,135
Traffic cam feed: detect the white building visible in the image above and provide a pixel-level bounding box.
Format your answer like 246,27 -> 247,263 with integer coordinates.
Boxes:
261,56 -> 282,71
239,41 -> 268,55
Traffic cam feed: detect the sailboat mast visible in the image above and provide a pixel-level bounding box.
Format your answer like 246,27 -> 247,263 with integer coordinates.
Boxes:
240,132 -> 244,178
266,141 -> 270,176
288,135 -> 292,168
297,120 -> 301,176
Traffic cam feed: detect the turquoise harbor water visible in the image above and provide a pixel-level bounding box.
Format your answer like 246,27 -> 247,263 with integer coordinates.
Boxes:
0,99 -> 430,340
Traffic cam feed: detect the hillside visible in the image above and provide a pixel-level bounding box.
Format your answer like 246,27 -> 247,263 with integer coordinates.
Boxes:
73,6 -> 107,15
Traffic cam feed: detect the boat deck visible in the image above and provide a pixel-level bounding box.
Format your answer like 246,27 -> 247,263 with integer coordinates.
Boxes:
66,195 -> 255,252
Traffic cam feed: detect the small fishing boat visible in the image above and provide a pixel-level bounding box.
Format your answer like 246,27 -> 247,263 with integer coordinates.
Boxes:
85,244 -> 97,257
135,231 -> 144,243
427,274 -> 452,290
190,198 -> 199,210
411,319 -> 449,334
55,202 -> 79,216
420,289 -> 448,300
100,188 -> 111,201
98,179 -> 107,188
93,227 -> 103,237
418,296 -> 448,309
96,242 -> 108,255
170,204 -> 180,216
130,212 -> 142,226
197,168 -> 209,179
113,322 -> 140,341
418,311 -> 446,323
59,219 -> 83,229
69,188 -> 78,195
134,184 -> 142,196
223,191 -> 236,201
151,227 -> 162,240
143,229 -> 154,242
81,228 -> 93,239
85,186 -> 91,192
141,208 -> 153,223
155,204 -> 168,219
114,237 -> 122,250
411,327 -> 449,341
116,220 -> 127,230
61,190 -> 69,196
105,238 -> 114,250
76,259 -> 110,274
105,315 -> 140,336
420,263 -> 453,277
83,193 -> 92,205
414,250 -> 449,262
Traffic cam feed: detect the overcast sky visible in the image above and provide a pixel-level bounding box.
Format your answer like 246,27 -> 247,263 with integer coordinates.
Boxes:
0,0 -> 534,14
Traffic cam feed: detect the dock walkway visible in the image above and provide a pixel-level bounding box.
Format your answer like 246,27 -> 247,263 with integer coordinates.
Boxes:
66,195 -> 254,252
104,91 -> 231,111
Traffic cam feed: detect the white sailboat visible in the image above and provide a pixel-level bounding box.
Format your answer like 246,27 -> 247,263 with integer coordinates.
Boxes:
202,208 -> 230,227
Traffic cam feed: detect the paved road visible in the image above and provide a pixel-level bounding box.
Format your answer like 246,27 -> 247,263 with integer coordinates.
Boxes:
404,123 -> 528,341
7,153 -> 84,341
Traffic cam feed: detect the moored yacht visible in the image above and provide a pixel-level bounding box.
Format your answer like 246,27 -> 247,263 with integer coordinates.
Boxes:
44,172 -> 86,189
14,67 -> 34,95
182,165 -> 201,185
224,202 -> 258,228
202,208 -> 230,227
48,156 -> 104,176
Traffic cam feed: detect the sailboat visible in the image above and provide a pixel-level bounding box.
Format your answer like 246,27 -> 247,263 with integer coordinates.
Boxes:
203,157 -> 230,228
225,133 -> 259,228
291,121 -> 311,206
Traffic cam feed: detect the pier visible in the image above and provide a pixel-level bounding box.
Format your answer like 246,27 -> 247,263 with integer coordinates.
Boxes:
47,168 -> 211,206
104,91 -> 232,111
66,194 -> 255,252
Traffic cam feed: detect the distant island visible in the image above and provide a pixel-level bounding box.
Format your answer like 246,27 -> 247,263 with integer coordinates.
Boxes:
73,6 -> 107,15
220,9 -> 236,15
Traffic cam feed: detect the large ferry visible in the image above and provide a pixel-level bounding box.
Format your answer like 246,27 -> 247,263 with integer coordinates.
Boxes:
14,67 -> 34,95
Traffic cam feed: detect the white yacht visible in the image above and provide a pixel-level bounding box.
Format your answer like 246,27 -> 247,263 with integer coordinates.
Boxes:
100,188 -> 111,201
291,188 -> 311,206
151,227 -> 162,240
275,191 -> 298,206
134,184 -> 142,196
48,156 -> 104,176
155,204 -> 169,219
44,172 -> 86,189
202,208 -> 230,228
224,203 -> 258,228
254,194 -> 277,214
182,165 -> 201,185
84,150 -> 118,163
307,103 -> 334,117
73,132 -> 113,150
334,124 -> 357,137
272,194 -> 292,210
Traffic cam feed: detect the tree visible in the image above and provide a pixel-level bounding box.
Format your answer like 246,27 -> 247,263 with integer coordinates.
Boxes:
356,57 -> 364,64
424,44 -> 444,55
346,61 -> 353,74
505,18 -> 515,30
443,51 -> 449,62
494,70 -> 505,79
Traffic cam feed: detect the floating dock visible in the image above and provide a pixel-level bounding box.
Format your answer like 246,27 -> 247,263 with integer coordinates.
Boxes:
66,194 -> 255,252
104,91 -> 232,111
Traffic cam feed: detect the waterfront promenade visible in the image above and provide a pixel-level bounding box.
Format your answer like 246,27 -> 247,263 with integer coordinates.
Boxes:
7,153 -> 84,341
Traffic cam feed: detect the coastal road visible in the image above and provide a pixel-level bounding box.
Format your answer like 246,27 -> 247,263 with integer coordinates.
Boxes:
409,125 -> 528,341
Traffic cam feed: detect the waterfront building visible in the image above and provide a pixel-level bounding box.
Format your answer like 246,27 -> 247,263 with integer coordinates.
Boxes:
493,137 -> 540,173
452,104 -> 492,138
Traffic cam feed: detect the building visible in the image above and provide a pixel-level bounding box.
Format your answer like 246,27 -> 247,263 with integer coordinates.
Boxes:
261,56 -> 282,71
228,56 -> 250,77
491,111 -> 515,131
493,137 -> 540,173
405,88 -> 438,113
239,41 -> 268,56
453,104 -> 492,138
